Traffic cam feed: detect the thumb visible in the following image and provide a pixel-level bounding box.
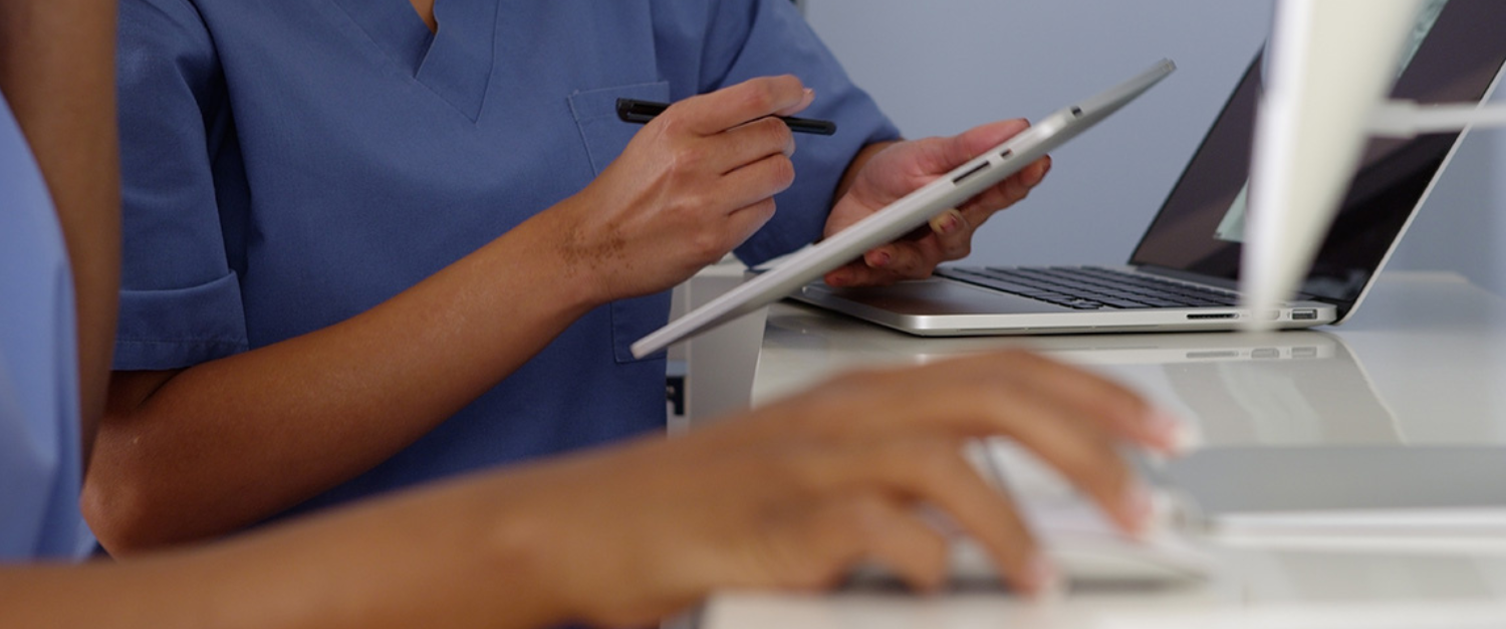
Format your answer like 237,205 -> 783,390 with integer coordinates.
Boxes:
942,118 -> 1032,169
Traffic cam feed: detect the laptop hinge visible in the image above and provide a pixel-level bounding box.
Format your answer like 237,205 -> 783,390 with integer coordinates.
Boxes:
1135,265 -> 1344,312
1134,265 -> 1241,292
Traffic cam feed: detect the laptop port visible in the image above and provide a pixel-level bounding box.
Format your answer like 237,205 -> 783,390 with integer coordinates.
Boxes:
1292,309 -> 1318,321
1186,313 -> 1237,320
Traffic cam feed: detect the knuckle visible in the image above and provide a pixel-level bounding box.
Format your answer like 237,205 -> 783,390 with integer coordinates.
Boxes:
942,234 -> 973,260
672,143 -> 710,172
754,197 -> 778,218
743,81 -> 779,113
758,115 -> 793,142
756,119 -> 795,157
745,198 -> 779,229
688,229 -> 727,262
669,189 -> 708,218
768,156 -> 796,190
654,108 -> 689,136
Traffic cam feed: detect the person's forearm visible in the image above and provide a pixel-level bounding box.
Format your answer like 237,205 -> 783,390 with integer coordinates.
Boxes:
7,474 -> 563,629
85,204 -> 605,553
0,0 -> 122,461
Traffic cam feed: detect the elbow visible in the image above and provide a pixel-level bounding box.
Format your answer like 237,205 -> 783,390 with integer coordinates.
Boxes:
81,426 -> 264,555
80,434 -> 220,555
86,370 -> 209,554
80,465 -> 170,556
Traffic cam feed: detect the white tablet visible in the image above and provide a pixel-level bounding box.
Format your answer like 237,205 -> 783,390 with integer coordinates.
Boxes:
631,59 -> 1177,359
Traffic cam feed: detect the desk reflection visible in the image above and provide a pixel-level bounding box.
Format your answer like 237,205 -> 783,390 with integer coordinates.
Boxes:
757,302 -> 1401,448
759,299 -> 1506,448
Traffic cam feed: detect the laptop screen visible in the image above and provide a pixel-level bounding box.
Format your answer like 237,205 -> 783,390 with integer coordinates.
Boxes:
1128,0 -> 1506,314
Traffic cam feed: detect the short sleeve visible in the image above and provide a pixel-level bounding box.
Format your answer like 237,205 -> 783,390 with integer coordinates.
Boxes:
115,0 -> 250,370
698,0 -> 903,266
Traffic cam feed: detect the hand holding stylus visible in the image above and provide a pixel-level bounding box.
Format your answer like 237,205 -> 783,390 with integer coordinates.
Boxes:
552,75 -> 814,303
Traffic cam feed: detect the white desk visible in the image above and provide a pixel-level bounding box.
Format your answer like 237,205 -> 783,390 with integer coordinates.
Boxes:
701,272 -> 1506,629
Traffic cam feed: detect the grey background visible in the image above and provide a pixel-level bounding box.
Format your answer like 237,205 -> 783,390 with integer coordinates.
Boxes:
801,0 -> 1506,297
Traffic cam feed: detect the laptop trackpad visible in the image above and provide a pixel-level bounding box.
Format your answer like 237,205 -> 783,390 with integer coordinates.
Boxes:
802,278 -> 1067,315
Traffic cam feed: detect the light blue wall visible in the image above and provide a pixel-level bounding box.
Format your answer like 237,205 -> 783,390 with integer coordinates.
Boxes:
804,0 -> 1506,296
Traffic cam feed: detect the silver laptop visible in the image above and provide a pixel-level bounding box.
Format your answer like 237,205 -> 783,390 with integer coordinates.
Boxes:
794,0 -> 1506,337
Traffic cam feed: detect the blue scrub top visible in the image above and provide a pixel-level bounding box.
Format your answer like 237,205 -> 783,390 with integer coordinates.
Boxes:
116,0 -> 899,520
0,92 -> 90,562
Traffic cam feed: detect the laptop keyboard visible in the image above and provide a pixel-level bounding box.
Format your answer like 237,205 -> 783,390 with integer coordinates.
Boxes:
935,266 -> 1240,310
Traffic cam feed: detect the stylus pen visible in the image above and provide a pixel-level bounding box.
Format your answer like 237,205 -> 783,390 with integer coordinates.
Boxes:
616,98 -> 837,135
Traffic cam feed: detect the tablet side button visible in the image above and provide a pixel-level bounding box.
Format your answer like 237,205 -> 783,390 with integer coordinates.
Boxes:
951,162 -> 991,185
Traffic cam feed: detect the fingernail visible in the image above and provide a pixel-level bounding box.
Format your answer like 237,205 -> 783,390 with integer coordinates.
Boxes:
1147,411 -> 1201,455
826,271 -> 849,287
1174,422 -> 1202,452
1025,554 -> 1064,602
794,88 -> 815,112
928,209 -> 959,235
871,251 -> 892,268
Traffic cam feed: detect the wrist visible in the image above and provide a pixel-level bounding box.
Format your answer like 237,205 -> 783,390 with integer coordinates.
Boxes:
833,140 -> 900,205
490,199 -> 613,314
523,191 -> 623,309
474,456 -> 677,629
475,475 -> 581,628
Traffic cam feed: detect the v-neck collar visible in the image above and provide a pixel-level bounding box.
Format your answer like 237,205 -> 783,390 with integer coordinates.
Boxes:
331,0 -> 497,121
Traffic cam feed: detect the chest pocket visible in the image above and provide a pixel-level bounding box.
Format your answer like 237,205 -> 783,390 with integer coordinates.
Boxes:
569,81 -> 673,363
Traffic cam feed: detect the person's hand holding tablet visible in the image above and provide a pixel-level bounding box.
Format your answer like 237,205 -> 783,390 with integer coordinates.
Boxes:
823,120 -> 1052,287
